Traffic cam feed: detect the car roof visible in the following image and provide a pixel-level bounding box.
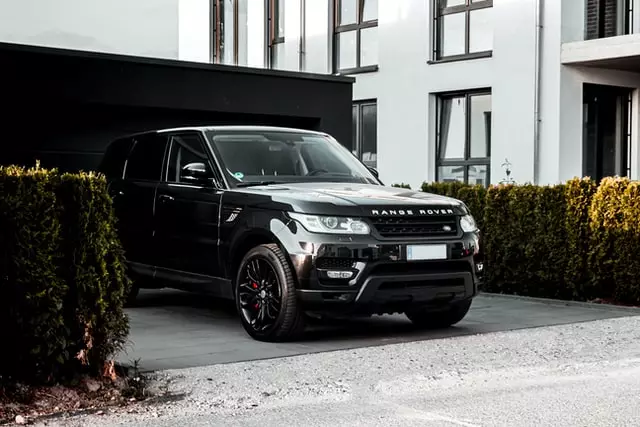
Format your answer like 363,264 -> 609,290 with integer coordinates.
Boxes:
121,125 -> 329,140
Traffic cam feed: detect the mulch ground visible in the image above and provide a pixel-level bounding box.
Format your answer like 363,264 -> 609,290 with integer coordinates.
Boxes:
0,375 -> 146,425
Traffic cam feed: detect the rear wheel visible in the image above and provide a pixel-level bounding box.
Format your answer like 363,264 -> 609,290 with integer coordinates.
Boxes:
235,244 -> 305,342
405,299 -> 472,329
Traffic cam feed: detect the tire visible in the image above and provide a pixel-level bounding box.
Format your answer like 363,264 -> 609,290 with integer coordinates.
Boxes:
405,299 -> 473,329
235,243 -> 305,342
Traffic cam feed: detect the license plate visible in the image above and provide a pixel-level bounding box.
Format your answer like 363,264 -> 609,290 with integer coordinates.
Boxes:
406,244 -> 447,261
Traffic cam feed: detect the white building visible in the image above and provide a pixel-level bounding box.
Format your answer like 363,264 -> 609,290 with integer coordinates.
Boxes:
2,0 -> 640,189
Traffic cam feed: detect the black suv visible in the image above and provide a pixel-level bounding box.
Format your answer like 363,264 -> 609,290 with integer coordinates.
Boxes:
99,126 -> 483,342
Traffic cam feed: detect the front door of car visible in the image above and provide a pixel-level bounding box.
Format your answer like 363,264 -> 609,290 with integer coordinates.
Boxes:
154,132 -> 224,281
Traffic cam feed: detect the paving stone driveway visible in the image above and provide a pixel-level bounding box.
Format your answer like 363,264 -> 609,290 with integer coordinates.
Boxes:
118,289 -> 639,372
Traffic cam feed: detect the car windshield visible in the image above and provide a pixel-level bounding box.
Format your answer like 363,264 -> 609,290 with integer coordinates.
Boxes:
205,129 -> 380,187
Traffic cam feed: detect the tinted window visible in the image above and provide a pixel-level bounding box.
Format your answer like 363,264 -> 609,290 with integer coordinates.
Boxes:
125,134 -> 168,181
166,134 -> 215,184
207,130 -> 379,186
99,137 -> 134,179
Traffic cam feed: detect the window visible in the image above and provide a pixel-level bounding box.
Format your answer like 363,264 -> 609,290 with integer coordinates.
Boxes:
585,0 -> 633,40
433,0 -> 493,61
582,84 -> 632,181
208,130 -> 379,186
212,0 -> 264,67
352,100 -> 377,168
99,137 -> 134,179
268,0 -> 286,68
166,134 -> 216,185
436,91 -> 491,186
125,134 -> 168,182
334,0 -> 378,74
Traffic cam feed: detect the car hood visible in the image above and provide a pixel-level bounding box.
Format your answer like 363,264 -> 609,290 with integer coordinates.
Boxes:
235,182 -> 467,216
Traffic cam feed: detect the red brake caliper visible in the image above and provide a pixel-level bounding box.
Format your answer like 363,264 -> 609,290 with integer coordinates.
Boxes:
252,282 -> 259,310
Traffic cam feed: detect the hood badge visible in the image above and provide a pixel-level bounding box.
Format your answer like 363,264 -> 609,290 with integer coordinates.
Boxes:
370,208 -> 455,216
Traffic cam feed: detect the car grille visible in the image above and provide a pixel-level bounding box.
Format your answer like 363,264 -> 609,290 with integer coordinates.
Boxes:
369,216 -> 459,238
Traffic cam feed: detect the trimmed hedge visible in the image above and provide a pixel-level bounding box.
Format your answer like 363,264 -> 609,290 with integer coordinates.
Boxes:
420,177 -> 640,305
0,165 -> 129,384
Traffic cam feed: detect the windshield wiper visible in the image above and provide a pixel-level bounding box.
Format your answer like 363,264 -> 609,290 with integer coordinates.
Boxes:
236,180 -> 281,188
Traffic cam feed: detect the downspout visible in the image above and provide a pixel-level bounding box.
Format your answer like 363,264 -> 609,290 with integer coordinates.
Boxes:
299,0 -> 306,71
533,0 -> 544,184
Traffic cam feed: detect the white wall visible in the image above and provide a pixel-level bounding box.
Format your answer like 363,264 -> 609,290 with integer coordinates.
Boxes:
179,0 -> 210,63
0,0 -> 179,59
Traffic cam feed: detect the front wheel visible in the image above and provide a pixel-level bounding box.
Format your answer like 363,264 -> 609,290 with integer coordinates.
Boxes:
235,244 -> 305,342
405,299 -> 472,329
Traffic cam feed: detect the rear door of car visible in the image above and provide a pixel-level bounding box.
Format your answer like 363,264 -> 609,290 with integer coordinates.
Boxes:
154,131 -> 225,290
116,132 -> 168,268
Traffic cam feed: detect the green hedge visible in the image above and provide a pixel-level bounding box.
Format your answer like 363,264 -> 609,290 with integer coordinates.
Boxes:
0,165 -> 129,384
421,177 -> 640,305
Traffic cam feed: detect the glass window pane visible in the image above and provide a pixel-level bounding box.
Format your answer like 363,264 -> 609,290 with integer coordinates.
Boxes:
222,0 -> 236,64
339,0 -> 357,25
470,94 -> 491,158
441,0 -> 465,7
362,0 -> 378,22
469,7 -> 493,53
360,27 -> 378,67
352,104 -> 358,155
438,96 -> 466,159
361,103 -> 377,168
126,135 -> 167,181
467,164 -> 488,186
437,165 -> 465,183
271,43 -> 285,69
337,30 -> 357,70
439,12 -> 466,57
276,0 -> 285,37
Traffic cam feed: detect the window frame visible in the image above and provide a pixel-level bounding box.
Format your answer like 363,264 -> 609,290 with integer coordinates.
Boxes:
431,0 -> 493,63
352,99 -> 377,168
333,0 -> 379,75
267,0 -> 286,69
211,0 -> 241,65
435,89 -> 492,186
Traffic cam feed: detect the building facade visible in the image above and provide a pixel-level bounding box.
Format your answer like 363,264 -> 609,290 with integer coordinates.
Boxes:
3,0 -> 640,189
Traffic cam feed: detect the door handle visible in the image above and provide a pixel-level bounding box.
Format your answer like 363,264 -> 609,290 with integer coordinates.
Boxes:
158,194 -> 174,202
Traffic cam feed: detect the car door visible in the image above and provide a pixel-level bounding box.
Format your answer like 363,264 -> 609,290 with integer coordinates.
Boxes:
112,133 -> 168,268
154,132 -> 224,284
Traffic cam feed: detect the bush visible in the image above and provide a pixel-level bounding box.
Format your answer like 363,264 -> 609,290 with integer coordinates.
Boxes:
0,165 -> 129,384
483,184 -> 568,298
421,177 -> 640,306
589,178 -> 640,303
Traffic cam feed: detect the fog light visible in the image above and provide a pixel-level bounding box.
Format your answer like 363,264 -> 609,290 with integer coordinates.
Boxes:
326,270 -> 354,279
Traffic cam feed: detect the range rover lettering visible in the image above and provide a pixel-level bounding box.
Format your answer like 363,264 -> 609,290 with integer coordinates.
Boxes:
99,126 -> 483,342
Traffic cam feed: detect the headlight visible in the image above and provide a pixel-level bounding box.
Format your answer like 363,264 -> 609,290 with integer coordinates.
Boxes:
460,214 -> 478,233
289,213 -> 370,235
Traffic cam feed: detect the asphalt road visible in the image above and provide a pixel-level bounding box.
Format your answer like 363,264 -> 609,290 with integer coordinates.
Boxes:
58,312 -> 640,427
118,289 -> 637,371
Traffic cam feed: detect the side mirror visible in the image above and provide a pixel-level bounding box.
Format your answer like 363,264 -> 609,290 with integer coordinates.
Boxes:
181,162 -> 213,184
366,165 -> 379,178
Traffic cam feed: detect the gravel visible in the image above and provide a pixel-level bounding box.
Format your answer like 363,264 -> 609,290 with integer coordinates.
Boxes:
48,315 -> 640,426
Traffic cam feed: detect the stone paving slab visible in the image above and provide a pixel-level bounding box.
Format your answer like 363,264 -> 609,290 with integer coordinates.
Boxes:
118,289 -> 639,371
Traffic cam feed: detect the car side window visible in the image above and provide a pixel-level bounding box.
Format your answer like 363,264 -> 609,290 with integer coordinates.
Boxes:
125,134 -> 168,181
166,134 -> 219,186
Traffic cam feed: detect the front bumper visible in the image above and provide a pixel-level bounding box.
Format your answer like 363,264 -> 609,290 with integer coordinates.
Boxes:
277,225 -> 483,315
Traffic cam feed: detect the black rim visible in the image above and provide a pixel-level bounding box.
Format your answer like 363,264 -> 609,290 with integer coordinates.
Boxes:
238,257 -> 282,332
